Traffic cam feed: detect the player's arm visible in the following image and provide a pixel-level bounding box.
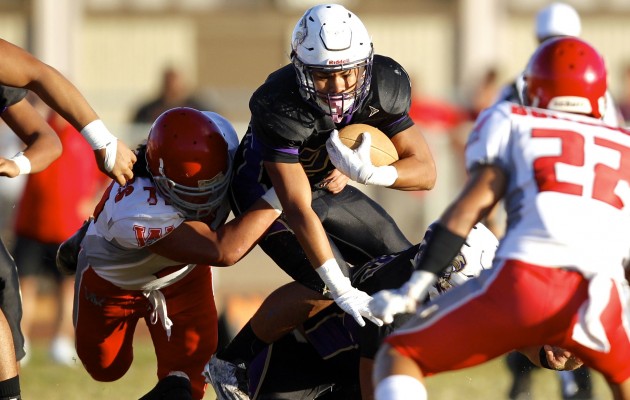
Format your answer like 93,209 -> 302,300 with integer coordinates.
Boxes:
147,196 -> 280,266
518,345 -> 584,371
0,39 -> 136,185
370,164 -> 506,323
388,124 -> 436,191
264,160 -> 333,267
265,159 -> 382,327
0,98 -> 62,177
326,124 -> 436,191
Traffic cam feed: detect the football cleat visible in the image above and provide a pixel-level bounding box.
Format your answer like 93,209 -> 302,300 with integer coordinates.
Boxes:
139,372 -> 193,400
203,355 -> 250,400
56,217 -> 92,275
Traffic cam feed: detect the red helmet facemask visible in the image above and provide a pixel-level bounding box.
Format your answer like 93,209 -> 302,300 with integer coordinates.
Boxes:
524,37 -> 607,119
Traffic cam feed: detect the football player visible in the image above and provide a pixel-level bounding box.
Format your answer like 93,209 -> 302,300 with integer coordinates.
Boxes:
70,108 -> 282,400
493,4 -> 606,398
245,222 -> 582,399
370,37 -> 630,400
0,38 -> 137,400
206,4 -> 436,399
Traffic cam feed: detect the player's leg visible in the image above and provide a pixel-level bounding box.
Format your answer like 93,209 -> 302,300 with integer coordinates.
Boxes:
373,344 -> 426,400
0,239 -> 23,399
147,265 -> 216,400
74,265 -> 140,382
608,379 -> 630,400
563,278 -> 630,400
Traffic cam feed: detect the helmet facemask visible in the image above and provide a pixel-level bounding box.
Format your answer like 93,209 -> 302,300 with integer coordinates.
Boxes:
151,156 -> 231,221
293,54 -> 372,124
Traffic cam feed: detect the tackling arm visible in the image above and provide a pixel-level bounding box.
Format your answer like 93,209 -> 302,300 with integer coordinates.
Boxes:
370,165 -> 506,323
147,196 -> 280,266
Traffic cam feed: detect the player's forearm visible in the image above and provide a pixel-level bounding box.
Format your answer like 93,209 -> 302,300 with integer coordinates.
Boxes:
284,206 -> 335,268
25,67 -> 100,131
388,155 -> 436,191
212,200 -> 280,265
3,101 -> 62,173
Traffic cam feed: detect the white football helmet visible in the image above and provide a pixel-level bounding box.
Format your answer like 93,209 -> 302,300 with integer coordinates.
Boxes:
290,4 -> 373,123
535,2 -> 581,42
426,222 -> 499,299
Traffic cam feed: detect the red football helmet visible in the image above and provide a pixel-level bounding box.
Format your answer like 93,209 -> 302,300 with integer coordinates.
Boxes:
146,107 -> 231,220
524,37 -> 607,119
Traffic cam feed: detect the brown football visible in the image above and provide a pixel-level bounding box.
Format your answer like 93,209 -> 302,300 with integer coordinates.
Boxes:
337,124 -> 399,166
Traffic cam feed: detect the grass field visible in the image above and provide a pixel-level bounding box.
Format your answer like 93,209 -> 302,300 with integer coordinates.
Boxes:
20,337 -> 614,400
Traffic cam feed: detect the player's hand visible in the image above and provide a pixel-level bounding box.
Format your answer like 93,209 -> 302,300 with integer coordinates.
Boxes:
315,169 -> 350,194
0,157 -> 20,178
370,270 -> 437,324
94,140 -> 137,186
326,130 -> 375,184
334,287 -> 384,327
369,287 -> 417,325
541,345 -> 584,371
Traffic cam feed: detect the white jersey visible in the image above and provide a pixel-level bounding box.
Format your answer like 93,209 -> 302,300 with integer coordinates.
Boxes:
466,101 -> 630,278
83,176 -> 191,290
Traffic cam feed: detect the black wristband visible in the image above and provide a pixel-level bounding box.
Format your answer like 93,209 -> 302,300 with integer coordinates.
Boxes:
539,346 -> 553,369
417,224 -> 467,275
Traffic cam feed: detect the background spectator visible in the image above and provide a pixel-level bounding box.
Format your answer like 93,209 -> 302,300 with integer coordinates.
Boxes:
131,66 -> 209,124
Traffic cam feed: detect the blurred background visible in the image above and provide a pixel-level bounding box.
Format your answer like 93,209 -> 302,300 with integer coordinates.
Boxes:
0,1 -> 628,398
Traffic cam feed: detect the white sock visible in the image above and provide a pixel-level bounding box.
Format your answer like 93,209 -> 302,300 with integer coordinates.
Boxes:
375,374 -> 427,400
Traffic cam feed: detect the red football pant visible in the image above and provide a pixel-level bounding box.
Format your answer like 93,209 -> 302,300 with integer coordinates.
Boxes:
74,265 -> 217,399
386,260 -> 630,384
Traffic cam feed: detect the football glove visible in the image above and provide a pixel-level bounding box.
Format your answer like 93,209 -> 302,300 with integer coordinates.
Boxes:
369,270 -> 437,324
326,130 -> 398,187
317,259 -> 383,327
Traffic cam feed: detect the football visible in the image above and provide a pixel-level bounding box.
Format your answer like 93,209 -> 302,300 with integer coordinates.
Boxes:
337,124 -> 399,166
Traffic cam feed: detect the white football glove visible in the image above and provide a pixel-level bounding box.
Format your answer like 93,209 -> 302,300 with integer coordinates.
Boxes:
369,270 -> 437,324
317,259 -> 383,327
326,130 -> 398,187
335,286 -> 384,327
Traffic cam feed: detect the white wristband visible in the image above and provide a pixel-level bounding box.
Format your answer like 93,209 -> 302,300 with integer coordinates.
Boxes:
366,165 -> 398,187
316,259 -> 353,297
80,119 -> 116,150
10,152 -> 31,175
80,119 -> 118,172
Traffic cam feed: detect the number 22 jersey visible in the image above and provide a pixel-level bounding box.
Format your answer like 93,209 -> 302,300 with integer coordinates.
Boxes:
466,101 -> 630,277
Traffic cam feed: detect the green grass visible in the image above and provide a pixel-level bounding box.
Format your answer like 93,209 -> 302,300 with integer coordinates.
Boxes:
20,339 -> 613,399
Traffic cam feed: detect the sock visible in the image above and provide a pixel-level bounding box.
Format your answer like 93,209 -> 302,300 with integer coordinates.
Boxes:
0,375 -> 20,400
375,375 -> 426,400
216,321 -> 268,365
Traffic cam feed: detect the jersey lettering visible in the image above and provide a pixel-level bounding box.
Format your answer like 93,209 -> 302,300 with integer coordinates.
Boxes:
532,128 -> 630,209
133,225 -> 175,247
144,186 -> 159,206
